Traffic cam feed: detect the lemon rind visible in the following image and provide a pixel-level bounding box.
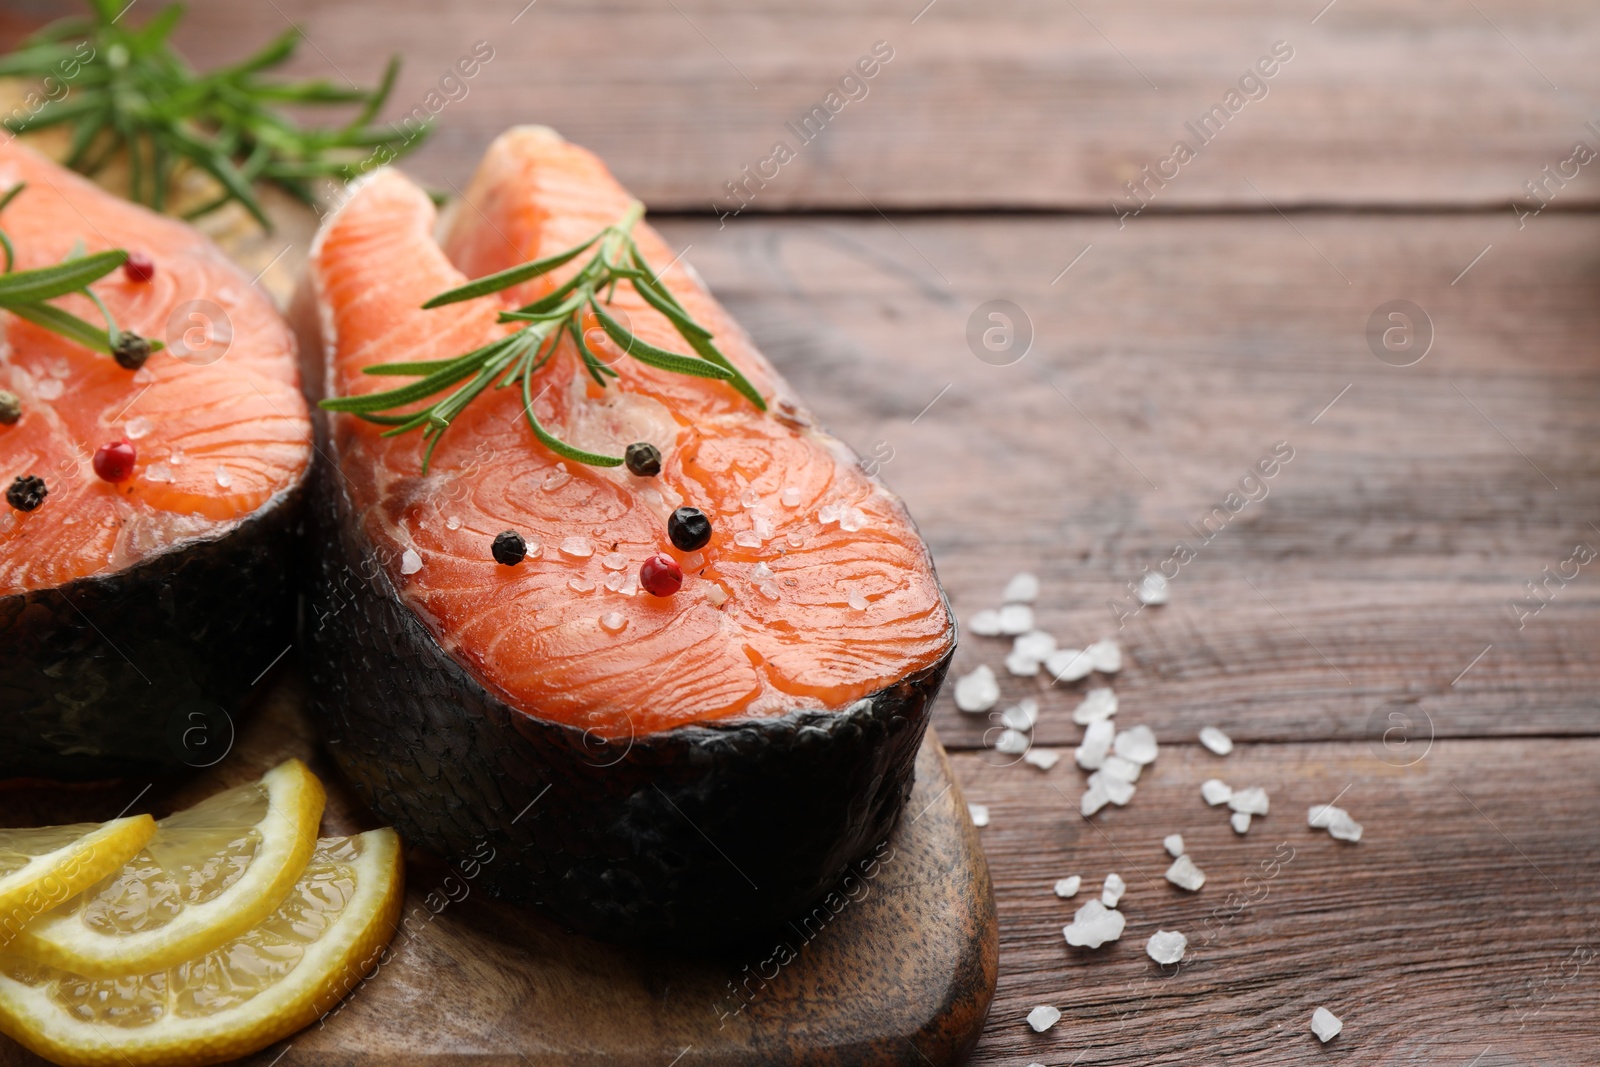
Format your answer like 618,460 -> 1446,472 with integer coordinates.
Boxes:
0,817 -> 157,952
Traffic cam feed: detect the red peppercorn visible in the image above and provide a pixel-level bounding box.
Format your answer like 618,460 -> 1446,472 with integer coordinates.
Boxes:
122,252 -> 155,283
640,553 -> 683,597
92,440 -> 137,483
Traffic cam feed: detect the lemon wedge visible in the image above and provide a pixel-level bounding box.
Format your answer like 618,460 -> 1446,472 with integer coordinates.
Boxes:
7,760 -> 325,977
0,818 -> 157,952
0,828 -> 403,1067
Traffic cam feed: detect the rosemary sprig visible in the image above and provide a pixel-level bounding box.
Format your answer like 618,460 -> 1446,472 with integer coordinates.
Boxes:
0,182 -> 162,357
320,201 -> 766,471
0,0 -> 425,229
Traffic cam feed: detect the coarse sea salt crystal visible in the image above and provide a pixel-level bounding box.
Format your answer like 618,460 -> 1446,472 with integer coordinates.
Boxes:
969,609 -> 1003,636
1165,855 -> 1206,891
1072,687 -> 1118,724
1199,726 -> 1233,755
1076,720 -> 1115,770
1013,629 -> 1056,661
1137,572 -> 1170,605
214,465 -> 232,488
1004,650 -> 1042,677
1330,811 -> 1363,842
144,461 -> 173,483
734,530 -> 763,548
1026,1005 -> 1060,1033
599,612 -> 627,634
1113,725 -> 1159,765
1001,699 -> 1039,731
1023,748 -> 1059,771
601,552 -> 628,571
1146,929 -> 1187,965
124,415 -> 151,439
1228,786 -> 1269,816
400,549 -> 423,575
847,592 -> 869,612
1101,872 -> 1126,907
446,516 -> 462,531
569,577 -> 595,594
1054,875 -> 1082,898
953,665 -> 999,713
1231,811 -> 1252,834
1201,779 -> 1233,806
1047,648 -> 1093,682
1063,898 -> 1126,948
1080,782 -> 1110,817
1089,770 -> 1135,807
167,447 -> 185,466
1164,834 -> 1185,858
994,729 -> 1029,755
740,487 -> 761,508
1311,1007 -> 1343,1043
1086,638 -> 1122,673
542,463 -> 571,491
559,535 -> 594,559
780,486 -> 802,507
1100,755 -> 1141,783
34,378 -> 62,400
1003,572 -> 1040,604
818,503 -> 842,524
967,803 -> 990,827
998,603 -> 1034,635
838,506 -> 867,532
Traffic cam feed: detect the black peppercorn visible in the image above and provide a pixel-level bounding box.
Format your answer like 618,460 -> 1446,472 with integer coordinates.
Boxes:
667,506 -> 712,551
624,441 -> 662,477
491,529 -> 527,566
112,332 -> 153,371
6,474 -> 47,512
0,390 -> 20,425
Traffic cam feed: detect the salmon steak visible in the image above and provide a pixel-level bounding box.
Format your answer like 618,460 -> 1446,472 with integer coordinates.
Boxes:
303,127 -> 956,946
0,142 -> 311,780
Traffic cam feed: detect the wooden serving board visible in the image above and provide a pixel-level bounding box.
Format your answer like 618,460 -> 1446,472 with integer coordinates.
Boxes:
0,666 -> 997,1067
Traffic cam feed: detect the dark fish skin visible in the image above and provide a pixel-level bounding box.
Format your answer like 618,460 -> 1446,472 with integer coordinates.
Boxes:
0,485 -> 304,781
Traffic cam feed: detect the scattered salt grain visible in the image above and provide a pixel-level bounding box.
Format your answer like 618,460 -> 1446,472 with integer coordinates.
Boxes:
1101,872 -> 1126,907
568,577 -> 595,594
1113,725 -> 1159,765
1199,726 -> 1233,756
34,378 -> 62,400
786,530 -> 805,548
1311,1007 -> 1343,1043
1088,770 -> 1135,807
780,486 -> 802,507
1228,786 -> 1270,816
998,603 -> 1034,635
1137,572 -> 1170,605
212,465 -> 232,488
599,612 -> 628,634
1013,629 -> 1057,661
734,530 -> 763,548
542,463 -> 571,491
1080,783 -> 1110,817
1004,650 -> 1042,677
847,592 -> 869,612
838,506 -> 867,532
601,552 -> 628,571
559,536 -> 594,560
1063,899 -> 1126,948
1072,687 -> 1118,724
818,503 -> 842,524
969,609 -> 1003,636
1146,929 -> 1187,965
1164,834 -> 1185,858
1046,648 -> 1093,682
1054,876 -> 1082,898
400,549 -> 423,575
739,487 -> 761,508
1026,1005 -> 1060,1033
1201,779 -> 1233,806
1309,804 -> 1363,842
124,415 -> 152,439
1003,572 -> 1040,604
167,448 -> 185,466
1023,749 -> 1059,771
144,461 -> 173,483
1231,811 -> 1252,834
953,665 -> 1000,713
1076,720 -> 1115,770
994,729 -> 1030,755
1099,755 -> 1142,783
1086,638 -> 1122,673
967,803 -> 990,827
1001,699 -> 1039,731
1164,855 -> 1206,891
446,516 -> 462,531
1328,812 -> 1363,843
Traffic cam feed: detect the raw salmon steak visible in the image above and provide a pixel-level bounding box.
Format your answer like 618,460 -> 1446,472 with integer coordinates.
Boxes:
0,142 -> 311,779
303,127 -> 956,946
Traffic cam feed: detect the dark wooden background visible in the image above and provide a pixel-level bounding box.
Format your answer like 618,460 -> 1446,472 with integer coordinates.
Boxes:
9,0 -> 1600,1063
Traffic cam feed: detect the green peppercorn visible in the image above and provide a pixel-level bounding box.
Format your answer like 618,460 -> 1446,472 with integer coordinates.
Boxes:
624,442 -> 662,477
112,332 -> 153,371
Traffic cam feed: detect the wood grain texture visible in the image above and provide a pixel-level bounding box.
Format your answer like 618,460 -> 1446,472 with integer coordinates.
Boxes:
0,675 -> 998,1067
9,0 -> 1596,211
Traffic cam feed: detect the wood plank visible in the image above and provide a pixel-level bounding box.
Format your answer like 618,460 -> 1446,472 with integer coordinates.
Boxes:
948,739 -> 1600,1065
647,211 -> 1600,746
0,675 -> 997,1066
44,0 -> 1589,210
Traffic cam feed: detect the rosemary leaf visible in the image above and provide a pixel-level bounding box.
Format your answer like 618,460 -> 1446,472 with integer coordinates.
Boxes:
421,237 -> 601,309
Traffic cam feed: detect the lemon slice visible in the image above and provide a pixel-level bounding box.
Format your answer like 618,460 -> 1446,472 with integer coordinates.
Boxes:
8,759 -> 325,977
0,818 -> 157,951
0,828 -> 403,1067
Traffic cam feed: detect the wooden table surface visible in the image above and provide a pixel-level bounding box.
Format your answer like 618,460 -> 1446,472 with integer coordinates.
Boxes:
12,1 -> 1600,1063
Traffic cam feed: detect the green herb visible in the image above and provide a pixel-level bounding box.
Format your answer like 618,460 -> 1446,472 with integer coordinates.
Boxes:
320,201 -> 766,471
0,182 -> 162,357
0,0 -> 425,229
